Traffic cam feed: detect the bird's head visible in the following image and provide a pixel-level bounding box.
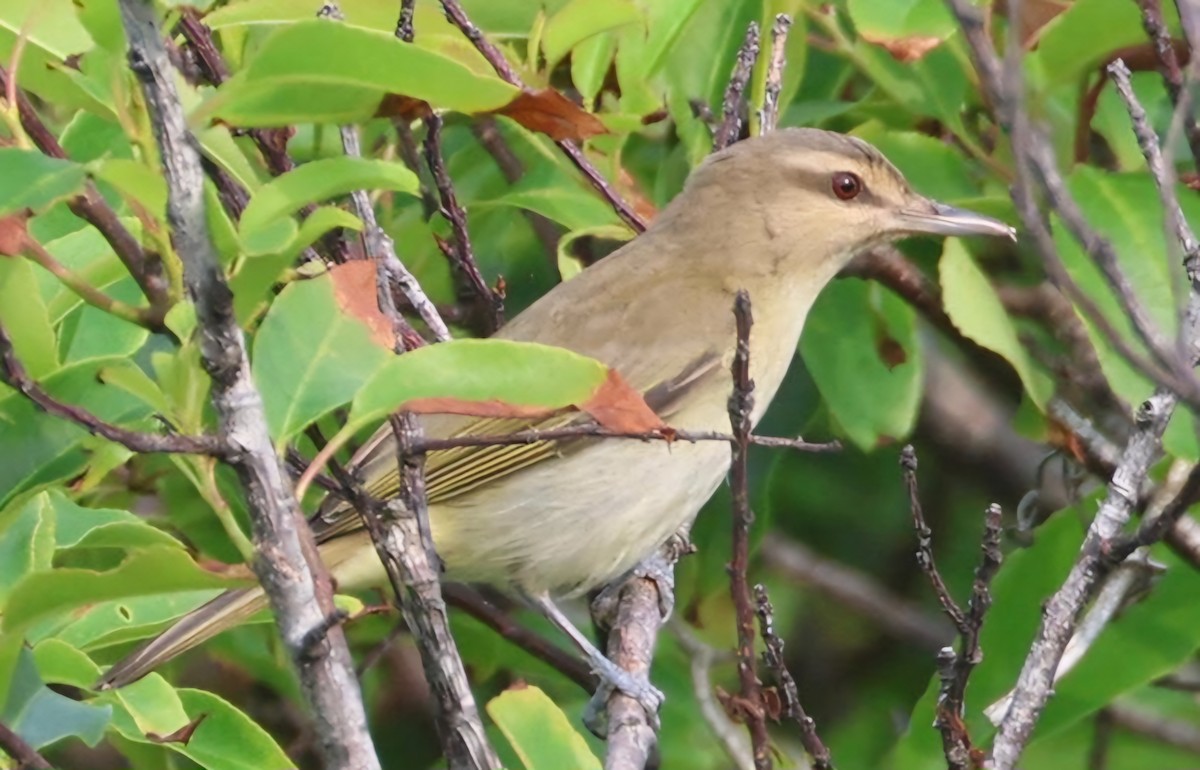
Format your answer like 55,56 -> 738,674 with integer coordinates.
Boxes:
674,128 -> 1014,274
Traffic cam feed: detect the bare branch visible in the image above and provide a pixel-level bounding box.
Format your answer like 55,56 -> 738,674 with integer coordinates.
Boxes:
117,3 -> 380,767
671,618 -> 755,770
0,719 -> 52,770
0,319 -> 226,455
759,15 -> 793,134
727,291 -> 772,770
754,584 -> 833,770
714,23 -> 761,151
424,114 -> 505,334
899,446 -> 967,632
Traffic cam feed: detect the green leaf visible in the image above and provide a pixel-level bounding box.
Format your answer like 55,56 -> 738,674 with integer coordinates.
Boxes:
1,646 -> 110,751
571,31 -> 617,106
487,685 -> 601,770
0,494 -> 57,604
0,149 -> 87,215
343,339 -> 617,437
1033,552 -> 1200,742
0,358 -> 151,508
55,590 -> 220,652
205,20 -> 519,126
542,0 -> 641,69
2,546 -> 247,634
1032,0 -> 1148,85
846,0 -> 955,44
252,268 -> 392,445
940,240 -> 1052,408
0,257 -> 58,378
476,181 -> 626,231
800,279 -> 923,450
238,156 -> 416,240
46,490 -> 181,551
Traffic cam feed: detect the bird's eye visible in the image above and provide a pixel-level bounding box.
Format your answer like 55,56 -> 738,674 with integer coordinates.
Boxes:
831,172 -> 862,201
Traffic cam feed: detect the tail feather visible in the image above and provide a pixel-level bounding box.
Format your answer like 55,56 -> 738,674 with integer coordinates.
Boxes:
94,587 -> 266,690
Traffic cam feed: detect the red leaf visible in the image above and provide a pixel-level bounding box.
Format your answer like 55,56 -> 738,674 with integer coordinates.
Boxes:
329,261 -> 396,350
0,212 -> 30,256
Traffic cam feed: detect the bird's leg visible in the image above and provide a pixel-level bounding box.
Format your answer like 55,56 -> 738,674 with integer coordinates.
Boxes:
521,591 -> 664,735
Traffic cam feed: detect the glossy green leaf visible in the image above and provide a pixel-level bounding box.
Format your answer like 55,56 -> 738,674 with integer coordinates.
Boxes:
1,646 -> 110,751
0,358 -> 151,508
205,20 -> 519,126
254,265 -> 393,441
940,240 -> 1052,408
0,149 -> 87,215
0,257 -> 58,378
238,156 -> 417,239
847,0 -> 955,44
1033,0 -> 1148,85
801,279 -> 923,450
252,268 -> 392,444
487,685 -> 601,770
2,546 -> 248,634
45,490 -> 181,551
0,494 -> 57,604
343,339 -> 616,438
542,0 -> 641,68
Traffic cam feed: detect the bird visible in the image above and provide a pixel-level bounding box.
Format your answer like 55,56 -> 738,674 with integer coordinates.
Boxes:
94,128 -> 1014,713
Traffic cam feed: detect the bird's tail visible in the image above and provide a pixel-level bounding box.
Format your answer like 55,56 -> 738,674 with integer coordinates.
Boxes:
93,587 -> 266,691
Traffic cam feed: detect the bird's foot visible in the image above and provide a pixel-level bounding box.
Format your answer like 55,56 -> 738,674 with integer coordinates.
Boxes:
582,654 -> 665,737
591,534 -> 691,627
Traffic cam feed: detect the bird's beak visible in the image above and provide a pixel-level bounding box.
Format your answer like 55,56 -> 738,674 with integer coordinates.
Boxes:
896,199 -> 1017,241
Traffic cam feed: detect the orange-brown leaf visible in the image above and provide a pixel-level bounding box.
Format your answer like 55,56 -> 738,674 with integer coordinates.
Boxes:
493,88 -> 607,142
0,212 -> 30,256
375,94 -> 434,121
860,33 -> 944,63
581,370 -> 666,433
329,261 -> 396,350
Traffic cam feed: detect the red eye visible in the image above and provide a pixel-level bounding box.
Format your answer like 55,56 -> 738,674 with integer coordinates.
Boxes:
832,172 -> 862,200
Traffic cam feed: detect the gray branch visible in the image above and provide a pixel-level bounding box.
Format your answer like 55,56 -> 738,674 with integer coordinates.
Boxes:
118,2 -> 380,767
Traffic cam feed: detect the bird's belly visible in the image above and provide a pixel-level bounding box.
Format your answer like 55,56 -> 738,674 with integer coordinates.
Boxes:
431,436 -> 730,595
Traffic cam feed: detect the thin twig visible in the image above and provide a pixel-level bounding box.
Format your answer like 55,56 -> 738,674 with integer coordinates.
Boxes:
754,584 -> 832,769
0,719 -> 52,770
759,15 -> 793,135
899,446 -> 967,632
0,320 -> 226,455
437,0 -> 648,233
423,114 -> 504,334
21,236 -> 157,328
410,425 -> 839,454
118,3 -> 380,767
727,290 -> 771,770
1133,0 -> 1200,171
442,584 -> 594,691
714,23 -> 761,151
1107,702 -> 1200,755
936,503 -> 1002,770
0,65 -> 170,320
338,121 -> 445,347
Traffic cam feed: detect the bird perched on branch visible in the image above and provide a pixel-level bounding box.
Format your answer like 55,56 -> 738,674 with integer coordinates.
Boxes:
96,128 -> 1014,721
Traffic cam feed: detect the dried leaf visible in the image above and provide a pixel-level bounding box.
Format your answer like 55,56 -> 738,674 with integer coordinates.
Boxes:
1007,0 -> 1071,47
146,714 -> 208,745
493,88 -> 607,142
860,32 -> 944,62
329,261 -> 395,350
615,166 -> 659,223
580,370 -> 666,432
375,94 -> 434,121
875,333 -> 908,371
404,397 -> 562,420
0,212 -> 29,256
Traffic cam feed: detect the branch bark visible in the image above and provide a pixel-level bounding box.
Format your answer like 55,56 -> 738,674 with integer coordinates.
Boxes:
118,3 -> 380,767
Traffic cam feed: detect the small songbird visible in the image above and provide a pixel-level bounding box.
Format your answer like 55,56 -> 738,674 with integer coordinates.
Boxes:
95,128 -> 1014,711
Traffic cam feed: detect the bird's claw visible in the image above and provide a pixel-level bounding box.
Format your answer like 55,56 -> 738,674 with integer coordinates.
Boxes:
582,656 -> 664,737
